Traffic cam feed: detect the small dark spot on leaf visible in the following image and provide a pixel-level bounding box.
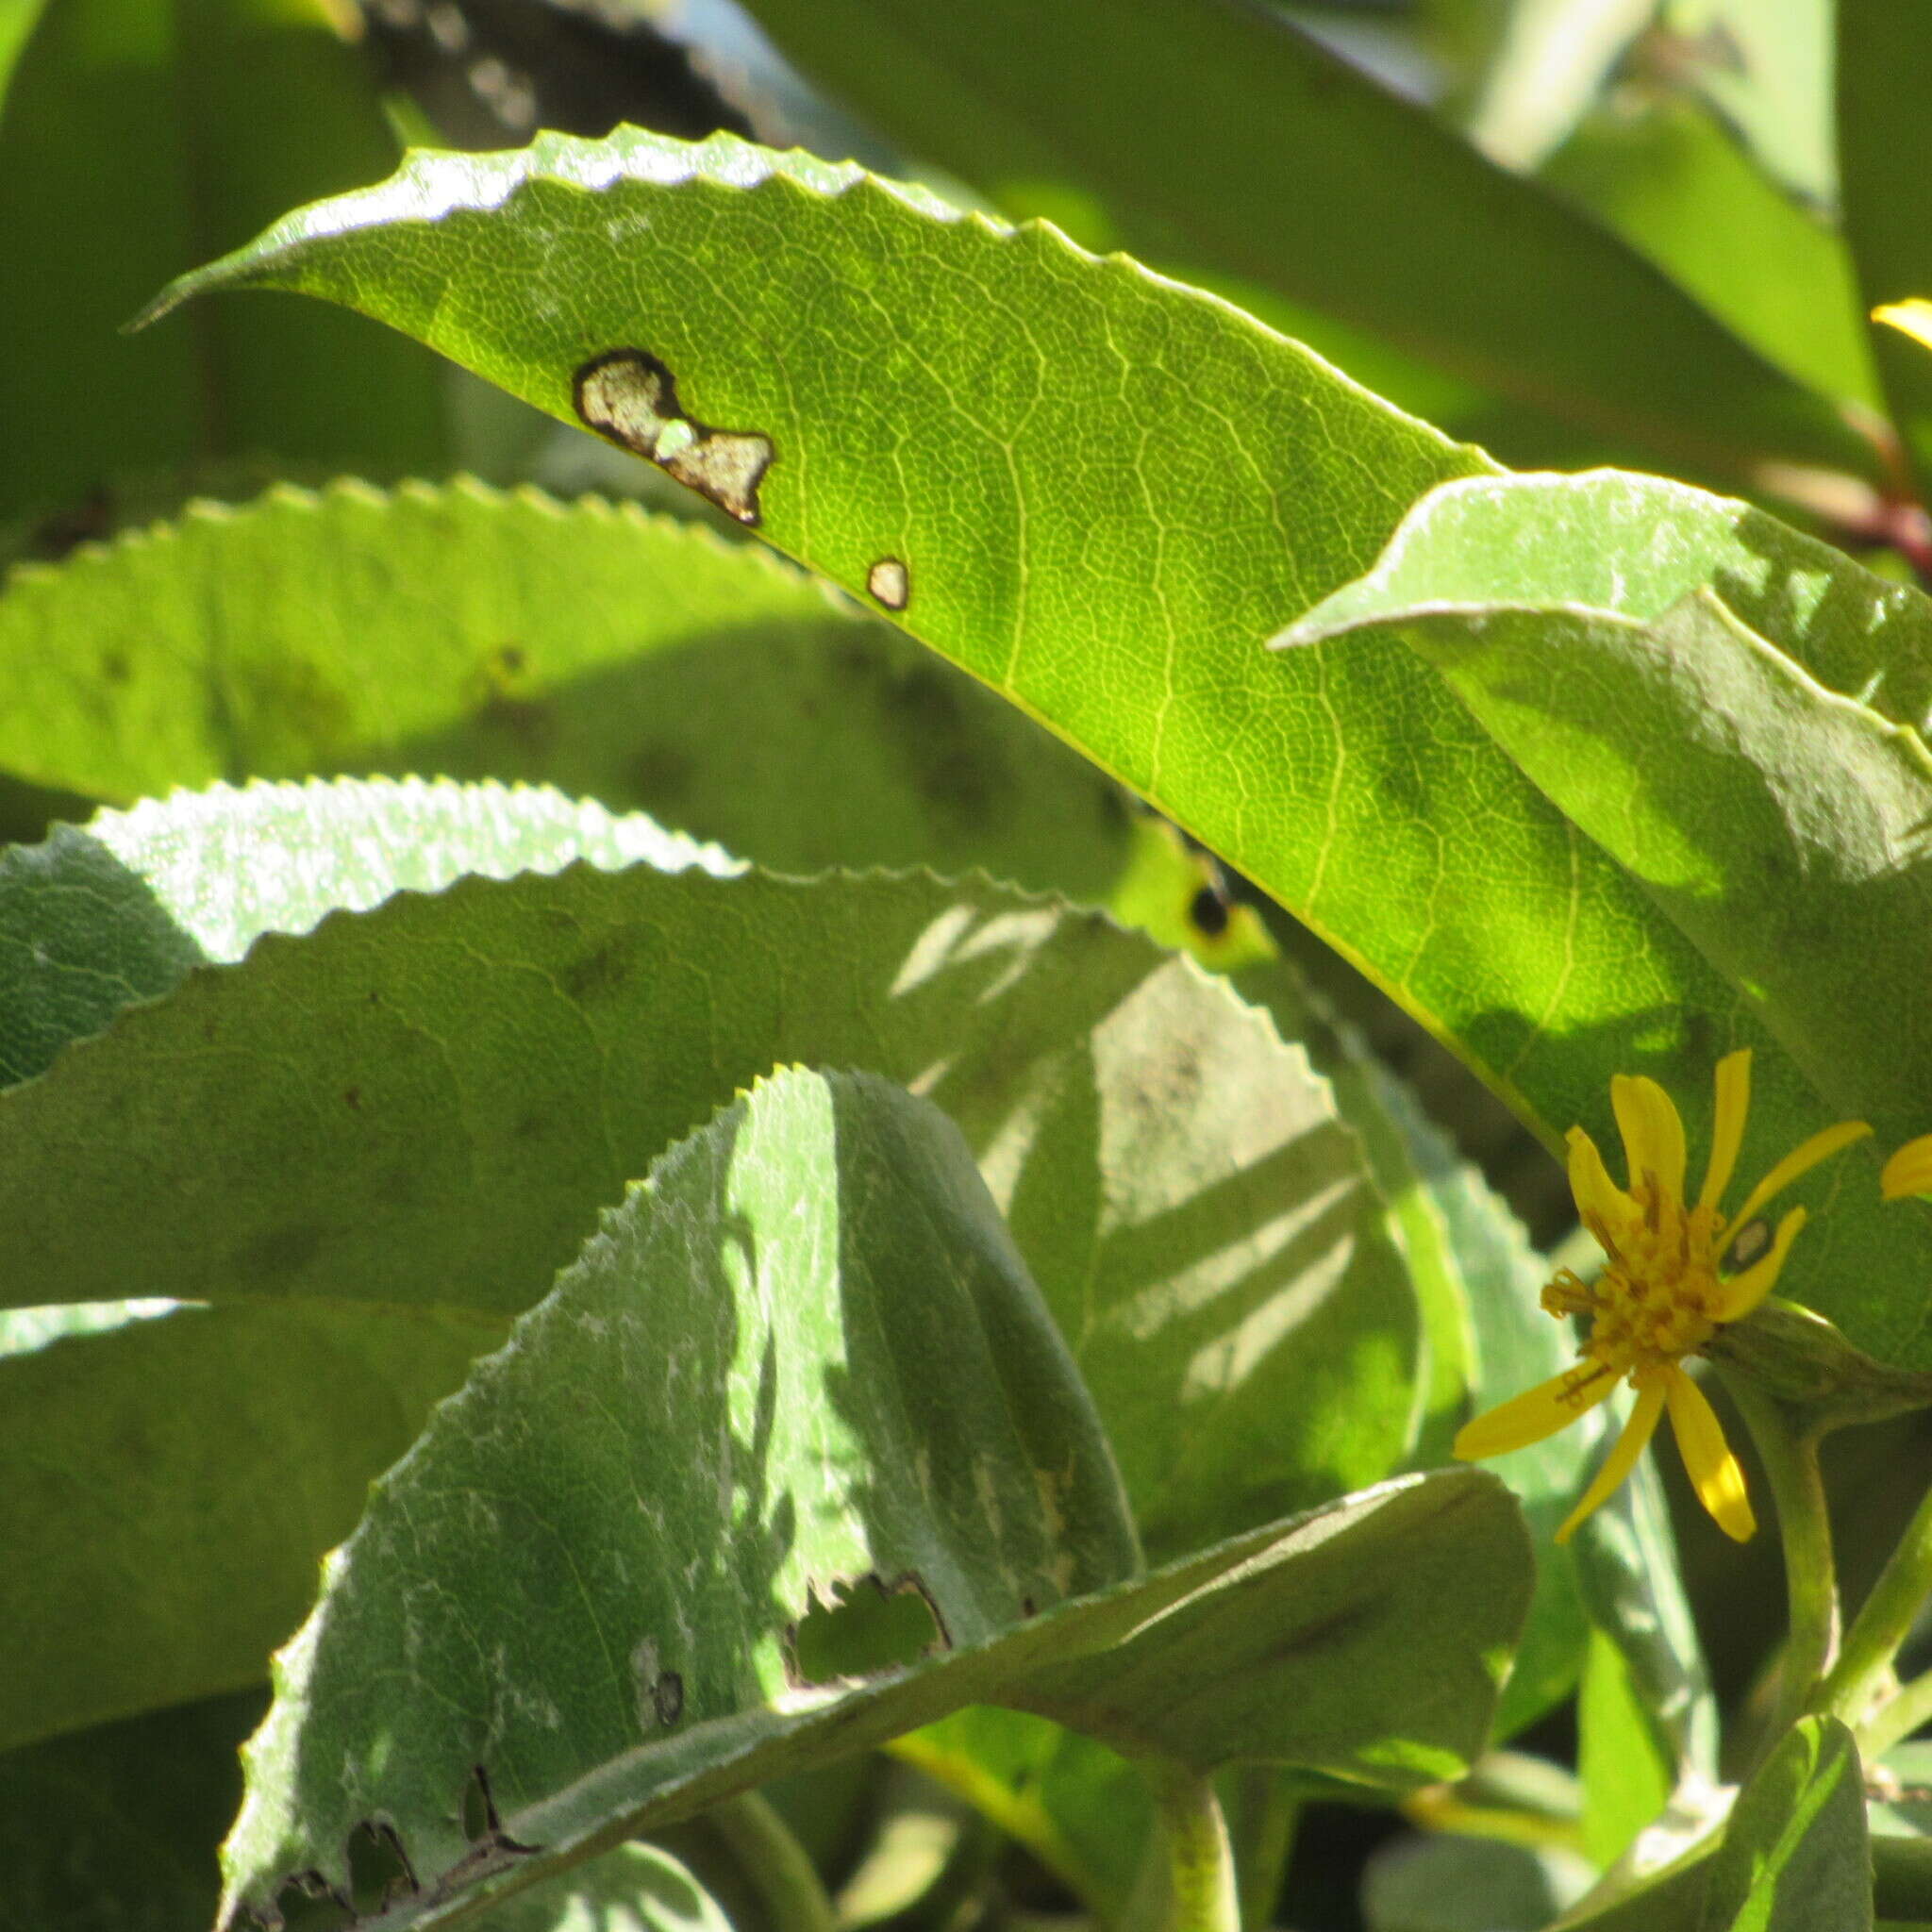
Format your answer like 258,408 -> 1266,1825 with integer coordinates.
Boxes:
1021,1595 -> 1037,1618
652,1670 -> 684,1726
235,1221 -> 325,1283
1189,883 -> 1230,938
343,1086 -> 361,1110
560,931 -> 639,1002
494,642 -> 527,677
479,689 -> 555,750
100,649 -> 130,685
627,742 -> 695,804
573,346 -> 774,525
867,557 -> 909,610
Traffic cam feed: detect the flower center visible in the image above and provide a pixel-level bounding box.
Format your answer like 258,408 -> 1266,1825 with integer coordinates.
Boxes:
1541,1180 -> 1726,1392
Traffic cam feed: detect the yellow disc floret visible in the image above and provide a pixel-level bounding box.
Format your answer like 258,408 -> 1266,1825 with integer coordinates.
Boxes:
1454,1051 -> 1870,1545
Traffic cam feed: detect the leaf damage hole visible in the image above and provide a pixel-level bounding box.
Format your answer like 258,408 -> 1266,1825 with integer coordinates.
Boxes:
344,1820 -> 418,1917
573,346 -> 774,525
786,1571 -> 949,1687
867,557 -> 909,610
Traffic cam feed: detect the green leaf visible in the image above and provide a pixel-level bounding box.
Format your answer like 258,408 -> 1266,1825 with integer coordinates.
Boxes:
217,1071 -> 1527,1923
1682,0 -> 1835,206
0,1690 -> 261,1932
1701,1717 -> 1870,1931
1579,1627 -> 1674,1869
1541,92 -> 1876,408
1235,963 -> 1594,1737
891,1709 -> 1151,1918
1458,0 -> 1650,172
0,777 -> 726,1089
469,1844 -> 735,1932
720,0 -> 1866,483
0,0 -> 444,525
0,1301 -> 501,1755
5,782 -> 1422,1557
1285,467 -> 1932,1366
0,481 -> 1134,898
137,131 -> 1918,1365
1839,0 -> 1932,493
1571,1449 -> 1718,1790
1363,1830 -> 1593,1931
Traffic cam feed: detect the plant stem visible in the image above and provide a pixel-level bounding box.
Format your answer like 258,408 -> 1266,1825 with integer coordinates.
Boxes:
1123,1759 -> 1241,1932
1723,1374 -> 1840,1734
1817,1469 -> 1932,1736
1858,1664 -> 1932,1759
1226,1768 -> 1299,1932
708,1791 -> 838,1932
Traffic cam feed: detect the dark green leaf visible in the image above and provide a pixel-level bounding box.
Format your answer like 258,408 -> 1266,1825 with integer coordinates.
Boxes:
0,1302 -> 501,1755
0,1690 -> 261,1932
1840,0 -> 1932,494
0,0 -> 444,525
1701,1718 -> 1870,1931
726,0 -> 1867,483
1541,93 -> 1875,408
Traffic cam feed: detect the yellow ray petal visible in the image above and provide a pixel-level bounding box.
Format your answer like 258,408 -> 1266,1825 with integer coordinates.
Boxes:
1726,1120 -> 1872,1234
1567,1125 -> 1635,1241
1698,1050 -> 1752,1214
1718,1207 -> 1806,1322
1556,1375 -> 1668,1544
1454,1364 -> 1618,1461
1882,1134 -> 1932,1202
1874,300 -> 1932,352
1612,1074 -> 1687,1204
1662,1364 -> 1755,1541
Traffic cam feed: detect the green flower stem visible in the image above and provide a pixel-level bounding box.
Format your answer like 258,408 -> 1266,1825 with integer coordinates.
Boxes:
1817,1472 -> 1932,1736
1722,1374 -> 1840,1732
1858,1664 -> 1932,1760
1123,1759 -> 1241,1932
708,1791 -> 838,1932
1226,1768 -> 1299,1932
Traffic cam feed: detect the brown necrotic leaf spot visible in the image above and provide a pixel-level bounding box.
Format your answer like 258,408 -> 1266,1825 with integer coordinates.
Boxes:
572,347 -> 774,525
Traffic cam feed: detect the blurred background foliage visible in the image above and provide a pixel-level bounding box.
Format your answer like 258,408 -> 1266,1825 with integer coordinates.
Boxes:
7,2 -> 1931,1927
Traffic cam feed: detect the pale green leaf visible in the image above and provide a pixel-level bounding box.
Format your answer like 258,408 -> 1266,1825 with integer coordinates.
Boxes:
137,130 -> 1911,1380
217,1071 -> 1525,1923
3,782 -> 1423,1558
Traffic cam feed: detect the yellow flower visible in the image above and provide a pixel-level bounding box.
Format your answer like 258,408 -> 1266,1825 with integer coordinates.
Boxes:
1882,1135 -> 1932,1201
1455,1052 -> 1870,1545
1874,300 -> 1932,353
